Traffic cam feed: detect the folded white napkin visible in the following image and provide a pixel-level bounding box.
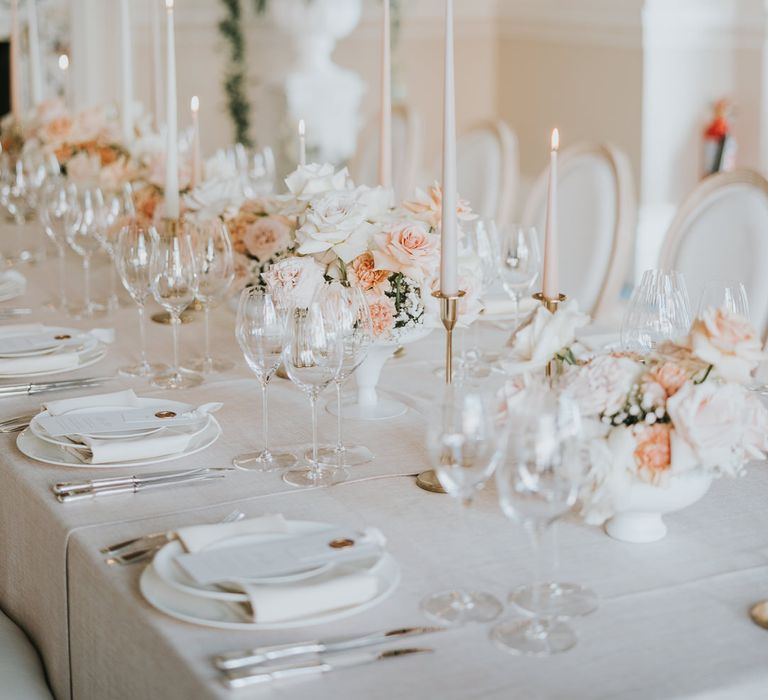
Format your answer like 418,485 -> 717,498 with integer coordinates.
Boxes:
68,429 -> 198,464
177,514 -> 289,552
45,390 -> 141,416
0,351 -> 81,375
240,572 -> 378,623
481,295 -> 537,316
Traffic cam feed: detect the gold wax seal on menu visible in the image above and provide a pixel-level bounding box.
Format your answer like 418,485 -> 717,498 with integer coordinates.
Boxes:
154,410 -> 177,419
54,334 -> 71,340
328,538 -> 355,549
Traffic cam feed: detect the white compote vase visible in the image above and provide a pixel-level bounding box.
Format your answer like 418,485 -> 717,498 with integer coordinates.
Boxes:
329,326 -> 432,421
604,472 -> 713,543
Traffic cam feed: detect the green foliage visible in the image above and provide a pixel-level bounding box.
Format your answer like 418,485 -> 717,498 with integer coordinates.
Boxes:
218,0 -> 252,146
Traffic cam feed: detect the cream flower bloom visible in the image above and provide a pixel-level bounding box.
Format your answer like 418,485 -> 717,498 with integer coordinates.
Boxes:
261,256 -> 326,308
562,354 -> 644,417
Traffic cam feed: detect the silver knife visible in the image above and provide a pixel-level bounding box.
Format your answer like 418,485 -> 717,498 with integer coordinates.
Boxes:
53,467 -> 232,495
57,473 -> 225,503
0,377 -> 112,396
214,627 -> 443,670
222,648 -> 433,689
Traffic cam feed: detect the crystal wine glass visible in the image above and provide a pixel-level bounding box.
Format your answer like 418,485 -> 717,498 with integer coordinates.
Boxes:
101,184 -> 137,312
233,286 -> 297,471
495,223 -> 541,329
420,386 -> 505,626
39,177 -> 78,312
65,185 -> 108,319
282,301 -> 344,488
491,388 -> 585,656
697,279 -> 749,319
621,269 -> 692,353
312,281 -> 374,468
188,217 -> 235,374
149,229 -> 203,390
115,223 -> 168,378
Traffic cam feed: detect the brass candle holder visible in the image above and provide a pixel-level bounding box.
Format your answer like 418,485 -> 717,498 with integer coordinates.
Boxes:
151,218 -> 201,325
416,289 -> 465,494
533,291 -> 567,379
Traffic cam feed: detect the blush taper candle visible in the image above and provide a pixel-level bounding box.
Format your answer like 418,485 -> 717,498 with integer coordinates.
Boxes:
542,128 -> 560,300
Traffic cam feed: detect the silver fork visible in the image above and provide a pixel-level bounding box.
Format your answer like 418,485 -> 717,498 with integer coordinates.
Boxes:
104,509 -> 246,566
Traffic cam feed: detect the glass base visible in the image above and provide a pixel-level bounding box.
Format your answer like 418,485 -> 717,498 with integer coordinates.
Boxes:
233,450 -> 297,472
118,361 -> 168,378
282,464 -> 347,488
490,617 -> 577,656
510,582 -> 599,619
306,444 -> 374,468
420,589 -> 502,626
187,356 -> 235,374
69,301 -> 108,320
328,397 -> 408,421
150,368 -> 204,390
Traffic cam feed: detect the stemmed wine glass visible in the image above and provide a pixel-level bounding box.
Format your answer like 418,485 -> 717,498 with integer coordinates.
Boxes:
697,279 -> 749,319
233,287 -> 297,471
115,224 -> 167,378
282,300 -> 344,488
420,386 -> 505,626
149,229 -> 203,390
39,178 -> 78,312
621,269 -> 692,352
188,218 -> 235,374
491,388 -> 585,655
101,184 -> 137,312
494,223 -> 541,329
65,185 -> 108,319
313,281 -> 374,468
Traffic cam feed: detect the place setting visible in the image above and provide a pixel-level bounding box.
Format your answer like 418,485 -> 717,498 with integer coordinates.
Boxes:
15,389 -> 223,469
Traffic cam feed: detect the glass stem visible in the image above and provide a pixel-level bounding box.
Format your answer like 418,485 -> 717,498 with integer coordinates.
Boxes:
108,263 -> 118,306
83,256 -> 91,310
513,292 -> 520,330
457,495 -> 475,608
525,520 -> 547,634
57,247 -> 68,308
137,304 -> 148,367
310,393 -> 319,475
335,381 -> 344,452
171,314 -> 181,377
261,381 -> 269,454
203,305 -> 212,372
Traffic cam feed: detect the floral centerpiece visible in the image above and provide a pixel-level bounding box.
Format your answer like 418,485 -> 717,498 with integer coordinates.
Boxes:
504,303 -> 768,542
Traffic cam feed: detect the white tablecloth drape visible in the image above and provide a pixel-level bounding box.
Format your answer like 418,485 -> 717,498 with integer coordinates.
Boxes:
1,258 -> 768,699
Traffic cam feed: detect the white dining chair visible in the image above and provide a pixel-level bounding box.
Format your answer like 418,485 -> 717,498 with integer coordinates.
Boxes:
0,609 -> 53,699
659,169 -> 768,340
455,120 -> 519,227
522,142 -> 636,320
349,104 -> 421,202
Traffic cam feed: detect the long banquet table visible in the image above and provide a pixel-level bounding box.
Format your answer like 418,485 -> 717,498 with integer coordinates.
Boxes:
2,257 -> 768,700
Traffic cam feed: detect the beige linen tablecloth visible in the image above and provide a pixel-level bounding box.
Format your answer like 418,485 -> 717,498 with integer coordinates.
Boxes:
2,258 -> 768,699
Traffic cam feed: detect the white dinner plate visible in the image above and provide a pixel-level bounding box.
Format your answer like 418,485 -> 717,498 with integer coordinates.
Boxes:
152,522 -> 384,601
0,327 -> 97,358
16,416 -> 222,468
29,398 -> 200,446
140,549 -> 400,630
0,345 -> 107,379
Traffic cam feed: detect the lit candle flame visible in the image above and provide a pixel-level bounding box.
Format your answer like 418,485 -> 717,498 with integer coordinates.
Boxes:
58,54 -> 69,71
551,127 -> 560,152
190,95 -> 199,112
298,119 -> 306,137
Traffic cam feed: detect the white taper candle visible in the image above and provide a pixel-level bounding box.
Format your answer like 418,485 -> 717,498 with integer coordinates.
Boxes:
119,0 -> 134,144
378,0 -> 392,189
150,0 -> 163,130
164,0 -> 179,218
26,0 -> 42,105
542,128 -> 560,300
439,0 -> 458,296
58,54 -> 70,110
298,119 -> 306,167
10,0 -> 21,122
190,96 -> 202,188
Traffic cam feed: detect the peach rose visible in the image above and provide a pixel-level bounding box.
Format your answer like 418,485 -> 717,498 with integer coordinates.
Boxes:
633,424 -> 672,483
689,307 -> 765,383
40,116 -> 73,145
366,293 -> 396,338
640,361 -> 690,409
402,181 -> 476,230
373,221 -> 439,284
351,252 -> 388,291
243,215 -> 293,261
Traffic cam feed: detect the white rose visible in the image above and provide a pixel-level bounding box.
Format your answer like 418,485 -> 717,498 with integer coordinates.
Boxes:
689,307 -> 765,383
284,163 -> 351,199
561,354 -> 644,417
296,191 -> 373,263
501,300 -> 589,369
666,380 -> 747,471
742,393 -> 768,460
354,185 -> 394,221
261,256 -> 326,308
580,428 -> 635,525
184,176 -> 246,220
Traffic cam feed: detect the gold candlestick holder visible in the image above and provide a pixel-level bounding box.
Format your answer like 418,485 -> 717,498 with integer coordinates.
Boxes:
151,218 -> 201,325
416,289 -> 465,494
532,291 -> 567,379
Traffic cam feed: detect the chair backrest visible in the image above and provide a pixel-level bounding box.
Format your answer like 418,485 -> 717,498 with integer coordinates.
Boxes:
349,104 -> 421,202
522,142 -> 636,319
455,120 -> 518,226
659,169 -> 768,340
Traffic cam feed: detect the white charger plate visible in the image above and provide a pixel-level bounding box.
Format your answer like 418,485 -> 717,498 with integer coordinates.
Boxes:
152,522 -> 384,601
140,548 -> 400,630
29,398 -> 201,445
16,416 -> 222,468
0,345 -> 107,379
